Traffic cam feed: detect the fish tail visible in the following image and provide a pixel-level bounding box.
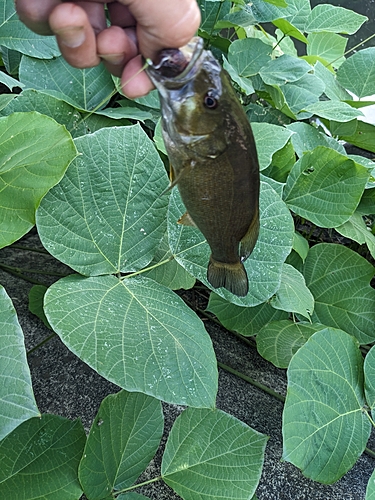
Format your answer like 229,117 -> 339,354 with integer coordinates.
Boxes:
207,257 -> 248,297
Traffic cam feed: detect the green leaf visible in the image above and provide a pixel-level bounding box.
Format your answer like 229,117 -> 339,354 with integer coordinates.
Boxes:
1,47 -> 22,76
366,469 -> 375,500
339,120 -> 375,154
283,328 -> 371,483
336,48 -> 375,99
0,0 -> 60,58
259,55 -> 312,86
0,69 -> 23,90
303,100 -> 364,122
264,0 -> 287,7
272,19 -> 308,43
336,212 -> 375,260
328,119 -> 358,137
264,139 -> 295,183
252,123 -> 293,171
0,414 -> 86,499
248,0 -> 288,23
305,4 -> 367,35
358,189 -> 375,216
222,57 -> 255,96
283,146 -> 369,228
207,293 -> 288,337
198,0 -> 231,33
44,274 -> 218,408
142,232 -> 195,290
364,346 -> 375,417
162,407 -> 268,500
168,181 -> 294,306
0,89 -> 86,138
95,107 -> 154,122
28,285 -> 52,329
270,263 -> 314,319
313,61 -> 351,101
266,73 -> 324,119
19,55 -> 114,111
286,122 -> 346,157
245,102 -> 291,127
227,38 -> 272,78
292,232 -> 309,262
256,320 -> 326,368
282,0 -> 311,30
79,390 -> 163,499
0,286 -> 40,440
36,125 -> 168,275
307,32 -> 347,68
132,89 -> 160,110
0,112 -> 77,248
303,243 -> 375,344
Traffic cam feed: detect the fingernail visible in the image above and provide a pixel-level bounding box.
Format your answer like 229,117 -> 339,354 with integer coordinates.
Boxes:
55,27 -> 85,48
99,53 -> 125,66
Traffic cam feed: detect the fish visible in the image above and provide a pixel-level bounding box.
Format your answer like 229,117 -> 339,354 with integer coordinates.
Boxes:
146,37 -> 260,297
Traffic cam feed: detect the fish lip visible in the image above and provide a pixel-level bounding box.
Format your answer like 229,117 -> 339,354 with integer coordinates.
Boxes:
146,37 -> 205,89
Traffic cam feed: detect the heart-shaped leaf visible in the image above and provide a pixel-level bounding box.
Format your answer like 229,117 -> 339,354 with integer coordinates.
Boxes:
0,112 -> 77,248
256,320 -> 326,368
303,243 -> 375,344
337,47 -> 375,99
0,414 -> 86,499
283,328 -> 371,483
44,274 -> 218,408
162,407 -> 268,500
79,390 -> 163,499
37,125 -> 169,276
207,292 -> 288,337
270,263 -> 314,319
19,55 -> 114,111
0,0 -> 60,58
284,146 -> 369,227
305,4 -> 367,34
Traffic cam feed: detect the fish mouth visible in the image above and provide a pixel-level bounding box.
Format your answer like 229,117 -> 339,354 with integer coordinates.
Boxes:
146,37 -> 204,89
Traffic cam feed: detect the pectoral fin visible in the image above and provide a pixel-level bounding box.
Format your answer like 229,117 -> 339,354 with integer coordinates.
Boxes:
240,210 -> 260,262
178,212 -> 197,227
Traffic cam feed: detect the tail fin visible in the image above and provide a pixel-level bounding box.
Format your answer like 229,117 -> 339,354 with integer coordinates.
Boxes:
207,257 -> 248,297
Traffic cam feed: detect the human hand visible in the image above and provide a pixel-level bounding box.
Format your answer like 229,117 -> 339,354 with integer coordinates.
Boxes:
15,0 -> 201,98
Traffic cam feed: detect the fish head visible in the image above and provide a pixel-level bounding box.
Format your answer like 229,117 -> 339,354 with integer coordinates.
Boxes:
146,37 -> 229,159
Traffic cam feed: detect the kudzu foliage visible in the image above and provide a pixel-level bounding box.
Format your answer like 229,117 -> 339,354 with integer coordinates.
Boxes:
1,0 -> 375,498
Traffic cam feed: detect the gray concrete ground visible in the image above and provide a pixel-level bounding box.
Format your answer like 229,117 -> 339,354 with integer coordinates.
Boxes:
1,230 -> 374,499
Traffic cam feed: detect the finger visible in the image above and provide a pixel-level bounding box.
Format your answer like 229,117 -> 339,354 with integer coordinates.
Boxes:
49,3 -> 101,68
121,55 -> 154,98
120,0 -> 201,61
107,3 -> 136,27
15,0 -> 61,35
98,26 -> 138,77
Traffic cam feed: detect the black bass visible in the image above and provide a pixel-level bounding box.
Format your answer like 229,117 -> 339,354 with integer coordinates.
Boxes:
146,37 -> 260,297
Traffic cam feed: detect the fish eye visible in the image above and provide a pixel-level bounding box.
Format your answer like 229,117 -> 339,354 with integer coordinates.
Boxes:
204,91 -> 219,109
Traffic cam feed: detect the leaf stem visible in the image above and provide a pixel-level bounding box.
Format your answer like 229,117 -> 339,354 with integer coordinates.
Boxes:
27,333 -> 57,356
0,264 -> 46,286
10,244 -> 49,254
0,262 -> 69,278
218,361 -> 285,402
113,476 -> 162,496
121,256 -> 174,280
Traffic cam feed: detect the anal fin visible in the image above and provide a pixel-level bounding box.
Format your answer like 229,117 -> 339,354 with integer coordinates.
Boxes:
240,210 -> 260,262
